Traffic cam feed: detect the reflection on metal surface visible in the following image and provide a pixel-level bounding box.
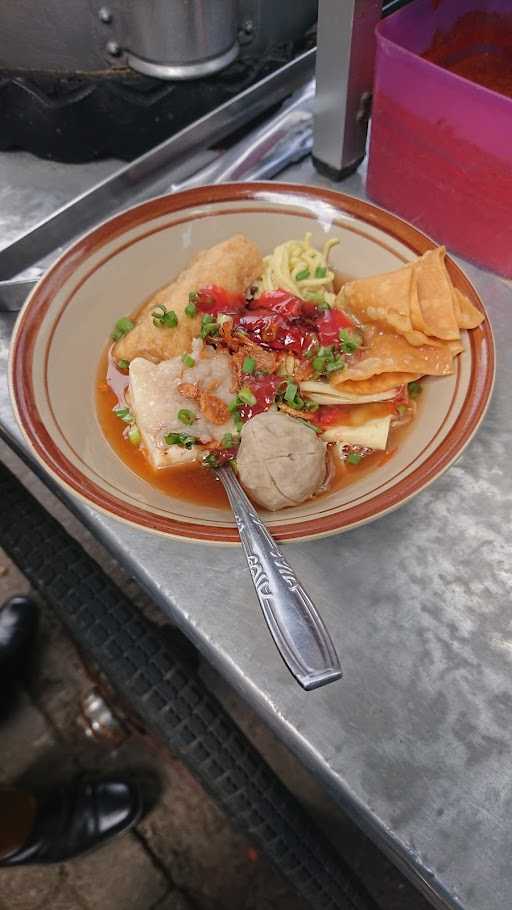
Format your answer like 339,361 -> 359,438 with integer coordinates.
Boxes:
98,7 -> 113,24
79,688 -> 126,744
106,40 -> 121,57
126,42 -> 239,80
172,81 -> 315,190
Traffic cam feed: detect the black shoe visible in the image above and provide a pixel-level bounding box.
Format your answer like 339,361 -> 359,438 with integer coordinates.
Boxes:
0,595 -> 38,682
0,777 -> 143,866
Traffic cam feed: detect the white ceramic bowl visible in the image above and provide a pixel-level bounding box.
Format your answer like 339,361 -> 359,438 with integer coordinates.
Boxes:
9,183 -> 495,543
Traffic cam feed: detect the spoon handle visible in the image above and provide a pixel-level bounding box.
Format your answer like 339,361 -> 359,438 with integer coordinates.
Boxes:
217,466 -> 342,691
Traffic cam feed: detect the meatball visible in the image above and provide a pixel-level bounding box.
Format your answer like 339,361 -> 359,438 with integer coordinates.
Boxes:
236,411 -> 327,511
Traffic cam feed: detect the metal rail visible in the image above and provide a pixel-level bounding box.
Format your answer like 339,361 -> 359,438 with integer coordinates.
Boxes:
0,48 -> 315,311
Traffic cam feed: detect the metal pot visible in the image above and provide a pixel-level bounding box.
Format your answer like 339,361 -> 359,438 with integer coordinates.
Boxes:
0,0 -> 317,79
125,0 -> 239,80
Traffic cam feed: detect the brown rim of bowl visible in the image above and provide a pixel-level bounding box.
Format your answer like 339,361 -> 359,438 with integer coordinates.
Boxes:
9,182 -> 495,544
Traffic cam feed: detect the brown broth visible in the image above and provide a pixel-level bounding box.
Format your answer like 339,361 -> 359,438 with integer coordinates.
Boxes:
97,348 -> 229,508
96,348 -> 409,511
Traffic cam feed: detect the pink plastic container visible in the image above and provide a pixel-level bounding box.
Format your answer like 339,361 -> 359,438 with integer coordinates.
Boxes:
367,0 -> 512,277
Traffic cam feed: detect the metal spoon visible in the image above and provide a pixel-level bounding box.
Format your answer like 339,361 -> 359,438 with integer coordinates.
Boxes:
216,465 -> 342,691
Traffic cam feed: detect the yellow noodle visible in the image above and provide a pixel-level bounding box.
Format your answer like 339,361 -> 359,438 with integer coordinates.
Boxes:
256,233 -> 339,304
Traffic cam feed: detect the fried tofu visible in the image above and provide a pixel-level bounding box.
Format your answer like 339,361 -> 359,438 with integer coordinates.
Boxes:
114,234 -> 263,364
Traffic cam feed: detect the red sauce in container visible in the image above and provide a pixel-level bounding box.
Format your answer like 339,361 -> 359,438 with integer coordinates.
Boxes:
423,11 -> 512,97
368,6 -> 512,275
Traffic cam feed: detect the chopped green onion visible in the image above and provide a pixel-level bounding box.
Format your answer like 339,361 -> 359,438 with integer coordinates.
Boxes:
325,356 -> 345,373
347,452 -> 363,465
177,409 -> 196,426
296,418 -> 322,433
182,353 -> 195,368
185,301 -> 197,318
221,432 -> 236,448
304,290 -> 327,305
203,453 -> 220,468
296,268 -> 310,281
128,425 -> 141,446
238,387 -> 256,406
281,380 -> 306,410
242,356 -> 256,375
284,382 -> 298,404
117,359 -> 130,370
339,329 -> 362,354
228,398 -> 239,413
200,314 -> 219,339
408,381 -> 422,398
201,322 -> 219,339
114,407 -> 134,424
189,291 -> 198,303
303,400 -> 319,412
152,305 -> 178,328
164,432 -> 197,449
111,316 -> 134,341
233,412 -> 243,432
315,266 -> 327,278
312,345 -> 345,377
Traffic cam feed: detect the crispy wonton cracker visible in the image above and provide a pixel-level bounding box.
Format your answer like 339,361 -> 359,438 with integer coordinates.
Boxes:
337,246 -> 483,347
330,330 -> 463,385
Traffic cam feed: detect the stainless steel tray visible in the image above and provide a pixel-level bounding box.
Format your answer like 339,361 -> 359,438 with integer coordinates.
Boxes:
0,48 -> 315,311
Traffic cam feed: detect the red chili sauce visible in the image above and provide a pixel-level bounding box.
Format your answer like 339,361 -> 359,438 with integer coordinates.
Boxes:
423,11 -> 512,97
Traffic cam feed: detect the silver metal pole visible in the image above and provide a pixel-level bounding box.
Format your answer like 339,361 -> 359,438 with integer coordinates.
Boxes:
313,0 -> 381,180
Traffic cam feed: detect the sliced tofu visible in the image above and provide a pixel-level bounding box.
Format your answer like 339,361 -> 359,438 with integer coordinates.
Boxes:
128,343 -> 236,469
300,380 -> 399,405
153,445 -> 199,469
322,415 -> 392,451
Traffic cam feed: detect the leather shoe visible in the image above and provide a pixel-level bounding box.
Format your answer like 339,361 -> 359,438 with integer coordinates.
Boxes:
0,777 -> 142,865
0,595 -> 38,682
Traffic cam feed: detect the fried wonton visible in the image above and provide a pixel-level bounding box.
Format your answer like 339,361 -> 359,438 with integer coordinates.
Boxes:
330,330 -> 463,385
337,246 -> 483,347
452,287 -> 485,330
114,234 -> 263,364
